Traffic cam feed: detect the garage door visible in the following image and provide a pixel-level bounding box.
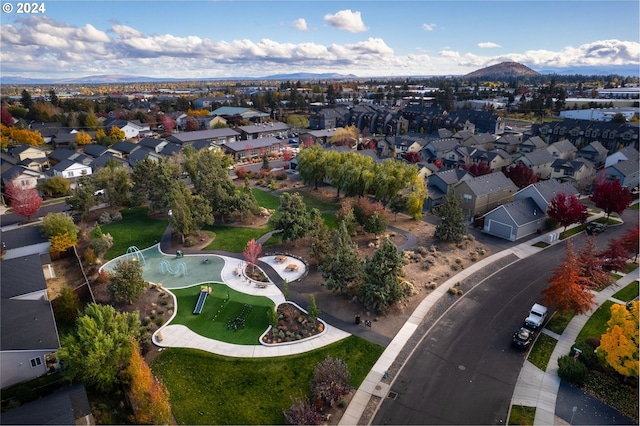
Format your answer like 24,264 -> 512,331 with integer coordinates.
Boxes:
486,220 -> 513,240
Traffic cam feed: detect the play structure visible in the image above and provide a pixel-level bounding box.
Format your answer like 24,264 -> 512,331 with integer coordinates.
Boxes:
193,285 -> 210,314
125,246 -> 146,265
159,260 -> 188,276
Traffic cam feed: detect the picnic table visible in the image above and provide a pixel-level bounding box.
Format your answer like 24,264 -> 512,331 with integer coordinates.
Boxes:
285,263 -> 299,272
275,255 -> 287,263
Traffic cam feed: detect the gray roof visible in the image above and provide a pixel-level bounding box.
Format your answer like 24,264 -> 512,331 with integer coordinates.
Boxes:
519,179 -> 579,203
223,137 -> 282,152
609,159 -> 640,177
458,171 -> 517,196
618,146 -> 640,163
138,137 -> 166,149
428,138 -> 458,152
110,141 -> 139,154
0,383 -> 91,425
548,139 -> 577,154
500,197 -> 542,226
1,254 -> 48,298
167,128 -> 241,144
522,149 -> 555,166
0,226 -> 48,251
496,134 -> 521,146
238,122 -> 290,134
1,165 -> 42,183
522,136 -> 547,149
82,144 -> 108,158
434,168 -> 471,185
581,141 -> 608,156
90,152 -> 128,169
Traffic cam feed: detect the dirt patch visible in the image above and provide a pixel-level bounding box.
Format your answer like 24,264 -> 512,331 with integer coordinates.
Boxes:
46,254 -> 87,300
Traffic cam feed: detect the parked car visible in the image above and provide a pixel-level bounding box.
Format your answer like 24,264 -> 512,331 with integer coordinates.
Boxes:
586,222 -> 606,235
512,327 -> 535,349
524,303 -> 548,330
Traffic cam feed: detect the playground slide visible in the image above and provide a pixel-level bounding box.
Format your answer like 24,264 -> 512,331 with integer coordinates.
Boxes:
193,290 -> 207,314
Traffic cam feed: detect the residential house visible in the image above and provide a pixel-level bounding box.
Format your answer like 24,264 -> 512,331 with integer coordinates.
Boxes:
442,145 -> 477,169
48,148 -> 93,166
211,106 -> 269,121
177,114 -> 227,130
50,159 -> 92,180
90,152 -> 129,170
576,141 -> 609,168
127,147 -> 162,167
9,145 -> 48,164
237,122 -> 291,140
494,134 -> 522,154
470,149 -> 513,172
1,383 -> 93,425
82,144 -> 109,158
1,225 -> 51,260
160,143 -> 183,157
103,118 -> 150,139
166,128 -> 240,147
514,150 -> 556,180
604,146 -> 639,168
194,96 -> 235,109
454,171 -> 519,219
30,122 -> 63,143
532,119 -> 639,153
1,165 -> 44,190
299,129 -> 336,146
426,168 -> 473,211
138,137 -> 168,154
604,160 -> 640,189
308,106 -> 351,130
385,134 -> 426,157
421,138 -> 459,163
458,133 -> 496,150
108,141 -> 141,159
1,253 -> 60,389
222,137 -> 284,163
483,180 -> 580,241
547,139 -> 577,160
549,159 -> 596,191
517,136 -> 547,153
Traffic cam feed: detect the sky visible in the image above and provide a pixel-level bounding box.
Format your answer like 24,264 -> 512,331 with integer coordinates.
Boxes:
1,0 -> 639,80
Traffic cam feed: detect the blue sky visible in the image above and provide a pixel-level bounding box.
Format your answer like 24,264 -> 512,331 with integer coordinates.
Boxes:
1,1 -> 638,79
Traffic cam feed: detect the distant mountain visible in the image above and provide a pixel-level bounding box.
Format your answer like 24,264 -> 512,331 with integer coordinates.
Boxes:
464,62 -> 540,79
261,72 -> 359,80
0,72 -> 360,85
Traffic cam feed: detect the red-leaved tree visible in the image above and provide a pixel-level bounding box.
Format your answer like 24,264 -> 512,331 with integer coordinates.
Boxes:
578,238 -> 613,290
5,177 -> 43,220
618,224 -> 640,262
599,239 -> 629,273
243,238 -> 262,273
542,240 -> 595,318
503,162 -> 538,189
590,177 -> 633,220
1,107 -> 13,126
463,161 -> 492,177
185,116 -> 199,132
161,114 -> 176,134
403,151 -> 423,163
282,149 -> 294,167
546,192 -> 588,231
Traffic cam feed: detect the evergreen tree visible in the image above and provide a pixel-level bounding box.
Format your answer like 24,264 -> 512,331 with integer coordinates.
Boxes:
274,192 -> 309,242
359,238 -> 405,314
322,221 -> 361,295
109,259 -> 148,304
434,189 -> 467,243
67,173 -> 96,219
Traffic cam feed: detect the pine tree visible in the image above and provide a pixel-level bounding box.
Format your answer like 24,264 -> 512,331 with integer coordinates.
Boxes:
434,189 -> 467,243
322,221 -> 361,295
359,238 -> 405,314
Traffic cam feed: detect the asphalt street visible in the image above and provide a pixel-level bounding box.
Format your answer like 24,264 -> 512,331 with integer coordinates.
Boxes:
373,212 -> 637,425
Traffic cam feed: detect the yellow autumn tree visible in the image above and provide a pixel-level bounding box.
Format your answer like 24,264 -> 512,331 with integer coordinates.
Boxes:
598,301 -> 639,377
109,126 -> 125,141
407,174 -> 427,220
49,233 -> 78,253
75,131 -> 91,145
6,126 -> 45,146
122,339 -> 172,425
0,124 -> 11,149
187,108 -> 211,116
330,125 -> 359,146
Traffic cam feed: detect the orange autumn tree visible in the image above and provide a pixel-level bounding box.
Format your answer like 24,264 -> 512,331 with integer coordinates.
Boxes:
542,240 -> 595,318
597,301 -> 639,378
121,339 -> 172,424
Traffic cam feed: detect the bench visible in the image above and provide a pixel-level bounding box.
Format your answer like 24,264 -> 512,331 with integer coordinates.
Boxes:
285,264 -> 299,272
275,255 -> 287,263
255,282 -> 268,288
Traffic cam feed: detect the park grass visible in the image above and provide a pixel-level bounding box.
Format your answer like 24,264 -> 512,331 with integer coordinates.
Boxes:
629,203 -> 639,210
546,311 -> 575,335
574,300 -> 614,346
624,262 -> 639,273
532,241 -> 550,248
322,212 -> 339,230
612,280 -> 639,302
151,336 -> 384,425
102,206 -> 168,260
282,188 -> 340,211
252,188 -> 280,210
202,225 -> 275,252
508,404 -> 535,425
170,284 -> 273,345
527,333 -> 557,371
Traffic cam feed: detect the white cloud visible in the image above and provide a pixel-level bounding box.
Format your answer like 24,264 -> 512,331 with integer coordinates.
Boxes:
324,10 -> 367,33
478,42 -> 501,49
422,23 -> 436,31
292,18 -> 308,31
1,17 -> 638,79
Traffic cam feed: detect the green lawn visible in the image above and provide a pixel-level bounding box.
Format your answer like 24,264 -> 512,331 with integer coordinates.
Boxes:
282,189 -> 340,211
102,207 -> 168,260
628,203 -> 639,210
170,284 -> 274,345
508,405 -> 535,425
202,225 -> 275,252
527,333 -> 557,371
151,336 -> 384,425
612,280 -> 639,302
575,300 -> 614,346
252,188 -> 280,210
546,311 -> 575,335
